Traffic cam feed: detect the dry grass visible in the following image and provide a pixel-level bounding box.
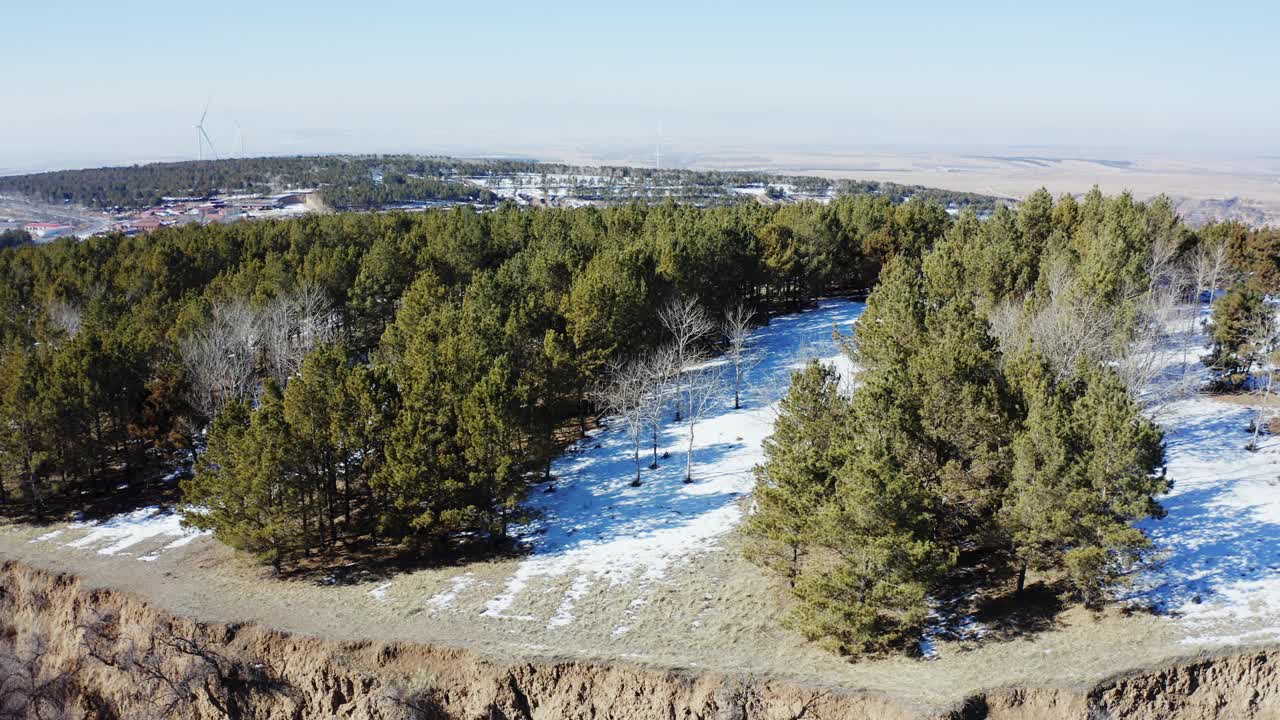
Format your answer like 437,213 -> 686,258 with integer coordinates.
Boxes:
0,513 -> 1202,714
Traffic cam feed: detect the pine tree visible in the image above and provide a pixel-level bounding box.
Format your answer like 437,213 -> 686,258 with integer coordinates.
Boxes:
182,380 -> 301,572
0,344 -> 50,513
457,356 -> 528,540
1203,282 -> 1271,390
787,388 -> 953,656
1002,353 -> 1166,602
283,343 -> 350,549
743,361 -> 846,586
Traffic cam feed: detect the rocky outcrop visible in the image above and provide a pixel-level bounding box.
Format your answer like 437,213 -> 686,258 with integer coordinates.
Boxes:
2,560 -> 1278,719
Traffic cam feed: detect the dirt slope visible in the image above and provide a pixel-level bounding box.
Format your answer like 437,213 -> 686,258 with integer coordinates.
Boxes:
4,560 -> 1280,719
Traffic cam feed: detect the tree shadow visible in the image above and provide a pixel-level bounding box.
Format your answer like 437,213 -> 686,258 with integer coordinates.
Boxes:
970,581 -> 1069,642
925,551 -> 1070,650
3,452 -> 191,527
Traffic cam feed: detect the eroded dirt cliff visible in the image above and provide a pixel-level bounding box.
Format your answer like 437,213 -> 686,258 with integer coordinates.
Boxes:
2,560 -> 1277,719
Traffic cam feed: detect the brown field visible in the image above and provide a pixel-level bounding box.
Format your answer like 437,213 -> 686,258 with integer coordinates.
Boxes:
543,145 -> 1280,227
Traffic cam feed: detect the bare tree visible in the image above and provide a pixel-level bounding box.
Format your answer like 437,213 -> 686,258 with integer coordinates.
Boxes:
639,343 -> 678,469
1196,237 -> 1234,308
593,358 -> 651,486
682,365 -> 727,483
723,304 -> 761,409
659,296 -> 714,421
1008,262 -> 1120,382
182,286 -> 337,425
43,299 -> 82,341
0,626 -> 83,720
262,284 -> 338,385
180,298 -> 261,423
79,612 -> 296,720
1113,281 -> 1187,408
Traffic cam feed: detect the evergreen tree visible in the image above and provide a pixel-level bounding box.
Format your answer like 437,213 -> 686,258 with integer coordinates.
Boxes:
1203,282 -> 1271,390
182,380 -> 300,572
788,385 -> 953,656
457,356 -> 528,540
743,361 -> 846,586
1002,353 -> 1166,602
0,344 -> 50,512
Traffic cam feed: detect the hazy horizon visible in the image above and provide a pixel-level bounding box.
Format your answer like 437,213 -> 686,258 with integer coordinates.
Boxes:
6,1 -> 1280,173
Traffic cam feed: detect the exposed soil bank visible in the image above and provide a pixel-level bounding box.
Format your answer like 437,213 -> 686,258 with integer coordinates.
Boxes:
2,561 -> 1277,720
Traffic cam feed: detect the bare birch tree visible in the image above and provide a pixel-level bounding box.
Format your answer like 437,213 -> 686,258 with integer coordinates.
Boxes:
593,358 -> 651,486
659,296 -> 714,421
180,299 -> 261,422
1246,308 -> 1279,451
262,284 -> 338,385
682,365 -> 727,483
723,303 -> 760,409
1198,238 -> 1233,307
640,343 -> 678,469
44,299 -> 82,341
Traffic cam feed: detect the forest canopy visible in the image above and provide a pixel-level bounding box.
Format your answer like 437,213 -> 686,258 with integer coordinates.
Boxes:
0,155 -> 1003,213
0,195 -> 943,569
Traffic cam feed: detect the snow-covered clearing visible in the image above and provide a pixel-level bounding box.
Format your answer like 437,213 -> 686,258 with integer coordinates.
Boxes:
27,506 -> 207,561
481,299 -> 865,624
1127,306 -> 1280,646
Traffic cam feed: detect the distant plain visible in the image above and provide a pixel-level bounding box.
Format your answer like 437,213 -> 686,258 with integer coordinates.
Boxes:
548,145 -> 1280,226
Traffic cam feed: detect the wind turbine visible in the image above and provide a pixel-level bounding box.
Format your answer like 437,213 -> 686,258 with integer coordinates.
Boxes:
655,122 -> 662,171
195,103 -> 218,161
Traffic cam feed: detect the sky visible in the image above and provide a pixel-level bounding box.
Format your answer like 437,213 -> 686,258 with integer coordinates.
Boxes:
3,0 -> 1278,171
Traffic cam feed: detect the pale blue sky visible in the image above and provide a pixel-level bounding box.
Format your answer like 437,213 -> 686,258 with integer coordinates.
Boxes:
3,1 -> 1277,170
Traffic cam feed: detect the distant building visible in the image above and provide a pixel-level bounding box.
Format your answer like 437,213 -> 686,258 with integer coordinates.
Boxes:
23,222 -> 75,240
130,217 -> 162,233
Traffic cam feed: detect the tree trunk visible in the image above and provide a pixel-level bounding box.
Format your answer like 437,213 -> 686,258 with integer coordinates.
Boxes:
24,451 -> 41,520
649,427 -> 659,469
632,443 -> 642,487
1016,559 -> 1027,594
684,423 -> 695,483
1252,369 -> 1273,451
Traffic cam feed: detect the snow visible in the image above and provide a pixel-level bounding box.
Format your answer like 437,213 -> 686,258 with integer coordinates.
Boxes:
481,300 -> 865,624
547,575 -> 594,628
426,573 -> 476,609
1126,305 -> 1280,646
1131,395 -> 1280,642
31,529 -> 64,543
31,505 -> 208,559
368,582 -> 392,602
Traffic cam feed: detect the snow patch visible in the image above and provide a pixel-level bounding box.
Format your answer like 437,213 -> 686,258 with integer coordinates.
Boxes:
481,300 -> 865,624
546,575 -> 593,629
31,529 -> 63,543
1128,308 -> 1280,645
369,582 -> 392,602
47,506 -> 208,557
427,573 -> 476,609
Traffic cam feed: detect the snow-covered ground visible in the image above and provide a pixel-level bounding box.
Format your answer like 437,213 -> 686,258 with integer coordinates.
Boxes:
481,300 -> 865,626
28,506 -> 208,562
1127,306 -> 1280,646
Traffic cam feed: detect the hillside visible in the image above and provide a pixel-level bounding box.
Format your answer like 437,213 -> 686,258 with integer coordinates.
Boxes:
6,298 -> 1280,715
